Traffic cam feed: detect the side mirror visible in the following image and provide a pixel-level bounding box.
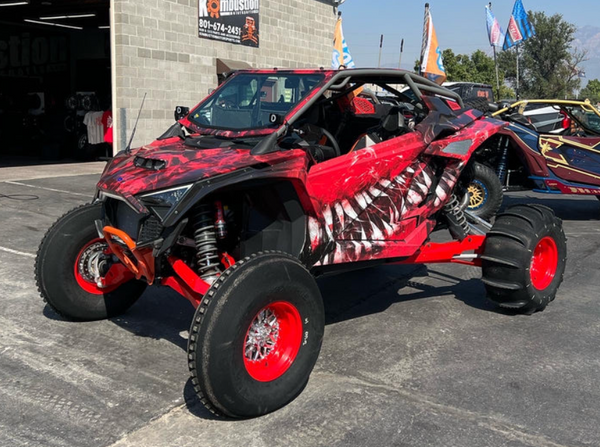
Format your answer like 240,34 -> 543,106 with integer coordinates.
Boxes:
174,106 -> 189,121
269,113 -> 285,125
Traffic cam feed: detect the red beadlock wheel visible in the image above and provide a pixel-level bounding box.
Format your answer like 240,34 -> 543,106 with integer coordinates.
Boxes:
530,236 -> 559,290
36,203 -> 147,321
243,301 -> 303,382
187,252 -> 325,418
482,204 -> 567,313
74,238 -> 134,295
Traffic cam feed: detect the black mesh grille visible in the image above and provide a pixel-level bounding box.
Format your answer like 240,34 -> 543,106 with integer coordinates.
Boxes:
139,216 -> 162,243
105,199 -> 141,240
104,198 -> 162,244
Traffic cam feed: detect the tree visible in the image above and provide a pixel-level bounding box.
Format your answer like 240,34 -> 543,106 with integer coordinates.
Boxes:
580,79 -> 600,103
499,11 -> 586,99
442,49 -> 514,99
442,49 -> 475,82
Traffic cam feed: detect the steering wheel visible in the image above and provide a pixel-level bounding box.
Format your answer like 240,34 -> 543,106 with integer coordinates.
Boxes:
318,127 -> 341,158
217,99 -> 237,109
293,122 -> 341,159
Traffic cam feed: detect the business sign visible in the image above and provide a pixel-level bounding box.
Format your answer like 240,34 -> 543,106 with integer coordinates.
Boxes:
198,0 -> 260,47
0,32 -> 68,77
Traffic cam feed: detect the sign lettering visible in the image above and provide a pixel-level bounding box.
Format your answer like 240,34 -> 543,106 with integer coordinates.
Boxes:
198,0 -> 260,47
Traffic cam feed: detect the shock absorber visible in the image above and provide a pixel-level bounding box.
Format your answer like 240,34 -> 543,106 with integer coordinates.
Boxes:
214,201 -> 227,240
193,203 -> 221,283
444,195 -> 470,240
496,138 -> 510,186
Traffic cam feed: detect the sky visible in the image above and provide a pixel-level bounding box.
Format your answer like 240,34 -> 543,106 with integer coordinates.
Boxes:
339,0 -> 598,70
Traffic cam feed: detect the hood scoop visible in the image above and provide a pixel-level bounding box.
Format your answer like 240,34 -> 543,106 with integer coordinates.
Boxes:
134,156 -> 167,171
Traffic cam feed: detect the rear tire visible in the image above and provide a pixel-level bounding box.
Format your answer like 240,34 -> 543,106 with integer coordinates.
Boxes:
482,204 -> 567,313
467,162 -> 503,220
187,252 -> 325,418
35,203 -> 146,321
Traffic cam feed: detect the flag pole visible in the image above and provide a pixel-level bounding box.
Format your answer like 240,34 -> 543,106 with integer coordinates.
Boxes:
377,34 -> 384,68
489,3 -> 501,99
419,3 -> 430,76
516,42 -> 520,100
493,46 -> 500,99
398,38 -> 404,69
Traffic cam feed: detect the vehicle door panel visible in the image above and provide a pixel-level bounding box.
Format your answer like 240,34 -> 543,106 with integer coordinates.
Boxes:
306,131 -> 427,243
540,135 -> 600,185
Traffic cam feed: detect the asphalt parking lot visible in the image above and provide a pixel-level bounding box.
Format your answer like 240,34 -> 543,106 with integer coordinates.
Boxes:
2,163 -> 600,447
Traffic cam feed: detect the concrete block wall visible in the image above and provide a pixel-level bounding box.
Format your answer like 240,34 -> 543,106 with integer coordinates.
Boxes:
111,0 -> 337,152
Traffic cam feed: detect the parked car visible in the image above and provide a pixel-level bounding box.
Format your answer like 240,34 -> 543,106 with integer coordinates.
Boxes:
465,99 -> 600,217
444,82 -> 495,103
36,69 -> 566,419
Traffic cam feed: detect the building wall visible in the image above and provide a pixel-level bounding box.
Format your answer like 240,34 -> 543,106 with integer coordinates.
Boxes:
111,0 -> 337,152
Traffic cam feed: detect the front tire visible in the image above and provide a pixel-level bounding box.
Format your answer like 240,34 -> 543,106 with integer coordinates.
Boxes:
467,162 -> 503,220
188,252 -> 325,418
482,204 -> 567,313
35,203 -> 147,321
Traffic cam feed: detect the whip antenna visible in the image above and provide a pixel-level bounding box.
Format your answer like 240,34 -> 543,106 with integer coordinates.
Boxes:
125,92 -> 147,154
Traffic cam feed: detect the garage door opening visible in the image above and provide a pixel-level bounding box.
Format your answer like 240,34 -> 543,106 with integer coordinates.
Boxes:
0,0 -> 112,167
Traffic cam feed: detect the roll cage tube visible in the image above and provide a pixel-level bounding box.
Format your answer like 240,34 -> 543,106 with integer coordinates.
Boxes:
251,69 -> 464,155
492,99 -> 600,119
492,100 -> 600,136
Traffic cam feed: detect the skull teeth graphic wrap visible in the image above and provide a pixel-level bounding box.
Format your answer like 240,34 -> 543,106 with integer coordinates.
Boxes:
309,159 -> 464,266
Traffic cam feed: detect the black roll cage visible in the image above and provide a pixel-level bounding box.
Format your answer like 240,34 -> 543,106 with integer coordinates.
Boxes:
251,69 -> 463,155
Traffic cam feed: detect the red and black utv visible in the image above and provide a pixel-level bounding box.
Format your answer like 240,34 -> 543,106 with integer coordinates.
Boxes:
36,69 -> 567,418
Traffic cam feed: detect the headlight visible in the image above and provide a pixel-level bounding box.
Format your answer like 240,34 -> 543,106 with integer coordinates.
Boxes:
139,184 -> 192,220
140,184 -> 192,207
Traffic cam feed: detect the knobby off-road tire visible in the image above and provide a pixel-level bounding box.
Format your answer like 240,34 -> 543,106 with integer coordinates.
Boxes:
35,203 -> 146,321
188,251 -> 325,418
467,162 -> 504,221
482,204 -> 567,313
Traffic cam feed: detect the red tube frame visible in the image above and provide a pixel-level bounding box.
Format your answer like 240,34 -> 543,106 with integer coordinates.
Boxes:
157,236 -> 486,309
397,235 -> 486,267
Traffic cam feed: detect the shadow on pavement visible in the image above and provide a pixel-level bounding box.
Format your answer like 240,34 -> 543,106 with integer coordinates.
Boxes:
42,263 -> 511,355
182,378 -> 223,420
43,285 -> 193,350
40,262 -> 516,422
319,265 -> 514,326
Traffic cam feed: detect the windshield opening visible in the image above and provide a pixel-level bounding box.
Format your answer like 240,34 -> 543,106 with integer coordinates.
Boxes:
189,73 -> 325,131
568,106 -> 600,135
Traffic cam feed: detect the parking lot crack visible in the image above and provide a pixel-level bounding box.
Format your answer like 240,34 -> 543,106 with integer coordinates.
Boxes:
314,371 -> 579,447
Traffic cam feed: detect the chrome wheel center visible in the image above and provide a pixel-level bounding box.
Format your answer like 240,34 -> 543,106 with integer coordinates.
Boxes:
244,308 -> 280,362
78,242 -> 110,287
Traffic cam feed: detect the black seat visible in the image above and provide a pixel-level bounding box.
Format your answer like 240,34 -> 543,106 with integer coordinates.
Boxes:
507,113 -> 538,131
349,107 -> 408,152
379,106 -> 406,140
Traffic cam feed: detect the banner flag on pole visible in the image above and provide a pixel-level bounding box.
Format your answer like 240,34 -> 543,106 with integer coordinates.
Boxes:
332,16 -> 355,69
419,3 -> 446,85
503,0 -> 535,50
486,4 -> 505,48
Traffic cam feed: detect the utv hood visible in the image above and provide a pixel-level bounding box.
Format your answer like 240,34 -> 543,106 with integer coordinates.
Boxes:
97,137 -> 306,197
